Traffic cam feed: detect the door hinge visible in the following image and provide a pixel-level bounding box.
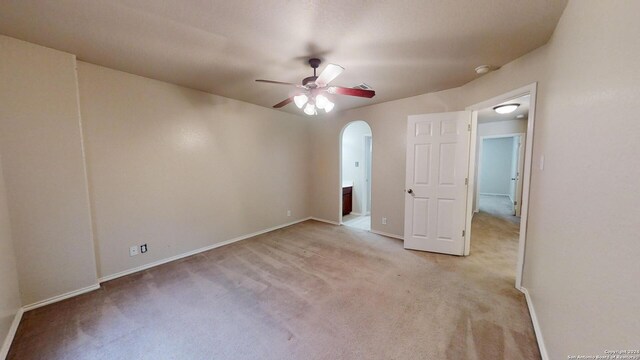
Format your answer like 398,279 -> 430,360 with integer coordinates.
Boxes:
467,124 -> 471,131
514,201 -> 518,205
462,230 -> 466,237
465,177 -> 468,185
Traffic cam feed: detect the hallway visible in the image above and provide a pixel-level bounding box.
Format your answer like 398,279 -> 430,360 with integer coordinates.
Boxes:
479,194 -> 521,224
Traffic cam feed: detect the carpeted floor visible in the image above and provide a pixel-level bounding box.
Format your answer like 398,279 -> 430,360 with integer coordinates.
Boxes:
8,215 -> 537,359
479,194 -> 520,223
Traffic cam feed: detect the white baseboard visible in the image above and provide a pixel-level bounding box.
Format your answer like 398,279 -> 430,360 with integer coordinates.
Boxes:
370,229 -> 404,240
100,217 -> 312,283
520,287 -> 548,360
2,217 -> 315,356
0,308 -> 23,360
309,217 -> 340,226
22,284 -> 101,312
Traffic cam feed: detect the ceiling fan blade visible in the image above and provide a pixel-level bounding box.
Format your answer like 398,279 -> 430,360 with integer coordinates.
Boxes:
256,79 -> 304,88
328,86 -> 375,98
273,97 -> 294,108
315,64 -> 344,87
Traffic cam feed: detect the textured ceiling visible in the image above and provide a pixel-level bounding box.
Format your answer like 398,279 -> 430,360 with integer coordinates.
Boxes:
0,0 -> 566,114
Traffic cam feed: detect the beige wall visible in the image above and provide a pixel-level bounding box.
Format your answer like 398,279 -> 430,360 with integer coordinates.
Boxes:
476,1 -> 639,357
77,62 -> 312,278
0,155 -> 21,356
312,1 -> 640,357
0,36 -> 98,305
1,0 -> 639,357
311,88 -> 462,234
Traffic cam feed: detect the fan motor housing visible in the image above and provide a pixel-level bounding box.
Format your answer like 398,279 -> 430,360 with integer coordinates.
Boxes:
302,76 -> 318,87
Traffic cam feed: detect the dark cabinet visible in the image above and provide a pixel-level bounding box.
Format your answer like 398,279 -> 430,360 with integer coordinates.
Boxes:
342,186 -> 352,216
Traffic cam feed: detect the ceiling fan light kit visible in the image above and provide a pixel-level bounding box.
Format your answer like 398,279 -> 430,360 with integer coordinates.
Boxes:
256,58 -> 375,115
294,94 -> 308,108
304,103 -> 316,115
323,100 -> 335,113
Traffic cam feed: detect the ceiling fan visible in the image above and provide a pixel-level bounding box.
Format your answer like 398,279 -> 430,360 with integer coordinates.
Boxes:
256,58 -> 375,115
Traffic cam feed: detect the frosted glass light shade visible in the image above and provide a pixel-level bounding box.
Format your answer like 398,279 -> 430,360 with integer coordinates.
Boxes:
315,94 -> 329,109
324,101 -> 335,113
493,104 -> 520,114
304,103 -> 316,115
294,94 -> 308,109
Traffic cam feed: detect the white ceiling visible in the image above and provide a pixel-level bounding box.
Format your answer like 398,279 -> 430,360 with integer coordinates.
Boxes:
0,0 -> 566,114
478,94 -> 530,123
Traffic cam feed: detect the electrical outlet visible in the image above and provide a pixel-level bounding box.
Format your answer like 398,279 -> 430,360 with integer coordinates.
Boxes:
140,244 -> 148,253
382,217 -> 387,225
287,210 -> 291,217
129,245 -> 139,256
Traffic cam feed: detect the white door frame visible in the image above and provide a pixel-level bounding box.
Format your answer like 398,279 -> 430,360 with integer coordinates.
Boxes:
364,135 -> 372,215
476,132 -> 525,213
464,83 -> 537,290
338,121 -> 373,225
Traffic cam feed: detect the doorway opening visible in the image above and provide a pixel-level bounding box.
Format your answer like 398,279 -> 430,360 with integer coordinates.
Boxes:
340,121 -> 372,231
466,84 -> 537,290
477,133 -> 525,219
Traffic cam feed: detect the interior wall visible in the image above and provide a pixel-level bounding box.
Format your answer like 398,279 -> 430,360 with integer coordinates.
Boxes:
0,0 -> 637,357
311,88 -> 462,234
77,62 -> 312,279
312,1 -> 640,357
0,154 -> 21,355
460,0 -> 640,356
479,137 -> 514,196
474,119 -> 527,211
0,35 -> 98,305
341,121 -> 372,216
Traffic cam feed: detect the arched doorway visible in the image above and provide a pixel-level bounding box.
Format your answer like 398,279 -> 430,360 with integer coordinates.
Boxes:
339,121 -> 372,230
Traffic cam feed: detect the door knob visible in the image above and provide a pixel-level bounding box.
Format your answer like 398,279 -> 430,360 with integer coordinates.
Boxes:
511,178 -> 516,180
407,189 -> 413,194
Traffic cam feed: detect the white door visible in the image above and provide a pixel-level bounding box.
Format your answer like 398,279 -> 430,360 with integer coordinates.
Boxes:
514,135 -> 526,216
404,111 -> 471,255
510,136 -> 519,215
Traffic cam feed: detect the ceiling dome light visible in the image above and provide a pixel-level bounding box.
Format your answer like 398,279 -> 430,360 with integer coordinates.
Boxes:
304,103 -> 316,115
324,100 -> 335,113
493,103 -> 520,114
315,94 -> 329,109
294,94 -> 308,109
